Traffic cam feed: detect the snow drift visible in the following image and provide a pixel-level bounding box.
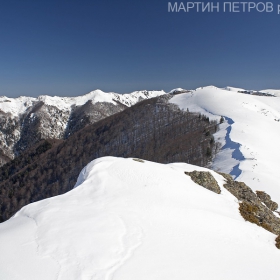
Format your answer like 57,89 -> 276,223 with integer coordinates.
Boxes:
0,157 -> 279,280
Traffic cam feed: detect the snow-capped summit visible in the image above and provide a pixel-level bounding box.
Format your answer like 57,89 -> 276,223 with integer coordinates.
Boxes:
0,156 -> 279,280
0,89 -> 166,116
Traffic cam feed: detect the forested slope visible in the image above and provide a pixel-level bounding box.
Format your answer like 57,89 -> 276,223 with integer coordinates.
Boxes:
0,95 -> 218,221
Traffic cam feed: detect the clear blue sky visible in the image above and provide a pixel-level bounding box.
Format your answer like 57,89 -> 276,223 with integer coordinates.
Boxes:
0,0 -> 280,97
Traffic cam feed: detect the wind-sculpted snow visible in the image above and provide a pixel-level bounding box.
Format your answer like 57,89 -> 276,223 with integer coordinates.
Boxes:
0,157 -> 279,280
170,86 -> 280,204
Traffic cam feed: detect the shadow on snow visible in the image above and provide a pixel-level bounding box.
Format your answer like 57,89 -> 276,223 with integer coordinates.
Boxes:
222,117 -> 245,179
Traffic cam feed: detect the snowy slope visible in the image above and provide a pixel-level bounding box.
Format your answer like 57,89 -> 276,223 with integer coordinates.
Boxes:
170,86 -> 280,204
0,96 -> 37,116
224,86 -> 246,92
0,156 -> 279,280
0,89 -> 166,116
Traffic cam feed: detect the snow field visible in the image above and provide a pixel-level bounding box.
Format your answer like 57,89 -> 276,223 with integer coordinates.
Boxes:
0,157 -> 279,280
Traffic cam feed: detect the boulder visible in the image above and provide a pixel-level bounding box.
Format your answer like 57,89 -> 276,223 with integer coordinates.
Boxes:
185,171 -> 221,194
256,191 -> 278,211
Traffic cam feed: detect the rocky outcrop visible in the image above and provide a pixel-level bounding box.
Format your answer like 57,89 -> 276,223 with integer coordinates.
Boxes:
187,171 -> 280,249
0,112 -> 21,161
276,235 -> 280,249
219,172 -> 280,236
256,191 -> 278,211
185,171 -> 221,194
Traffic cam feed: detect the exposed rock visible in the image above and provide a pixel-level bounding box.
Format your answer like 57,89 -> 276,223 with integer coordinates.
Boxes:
133,158 -> 145,163
0,112 -> 21,161
219,172 -> 280,236
185,171 -> 221,194
256,191 -> 278,211
219,173 -> 258,203
276,235 -> 280,249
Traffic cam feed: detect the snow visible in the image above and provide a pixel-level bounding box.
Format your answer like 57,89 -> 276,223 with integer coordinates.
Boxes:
0,89 -> 166,116
170,86 -> 280,204
0,96 -> 37,116
224,86 -> 246,92
0,156 -> 279,280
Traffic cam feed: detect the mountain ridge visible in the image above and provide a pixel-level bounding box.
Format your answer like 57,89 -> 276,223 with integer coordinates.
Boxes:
0,156 -> 279,280
170,86 -> 280,204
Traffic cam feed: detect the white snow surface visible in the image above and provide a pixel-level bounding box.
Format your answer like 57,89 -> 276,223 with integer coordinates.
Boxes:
0,89 -> 166,116
0,96 -> 37,116
170,86 -> 280,205
0,156 -> 279,280
169,88 -> 188,93
224,86 -> 246,92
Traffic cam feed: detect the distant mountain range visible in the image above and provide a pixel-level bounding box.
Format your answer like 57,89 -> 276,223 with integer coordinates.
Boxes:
0,89 -> 165,164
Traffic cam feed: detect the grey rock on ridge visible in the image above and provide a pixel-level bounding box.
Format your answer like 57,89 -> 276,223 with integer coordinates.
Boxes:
185,171 -> 221,194
220,172 -> 280,236
256,190 -> 278,211
186,170 -> 280,248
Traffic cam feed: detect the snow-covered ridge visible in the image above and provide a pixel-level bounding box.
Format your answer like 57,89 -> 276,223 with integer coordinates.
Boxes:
224,86 -> 247,92
0,89 -> 166,116
0,156 -> 279,280
224,86 -> 277,96
170,85 -> 280,205
261,89 -> 280,97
